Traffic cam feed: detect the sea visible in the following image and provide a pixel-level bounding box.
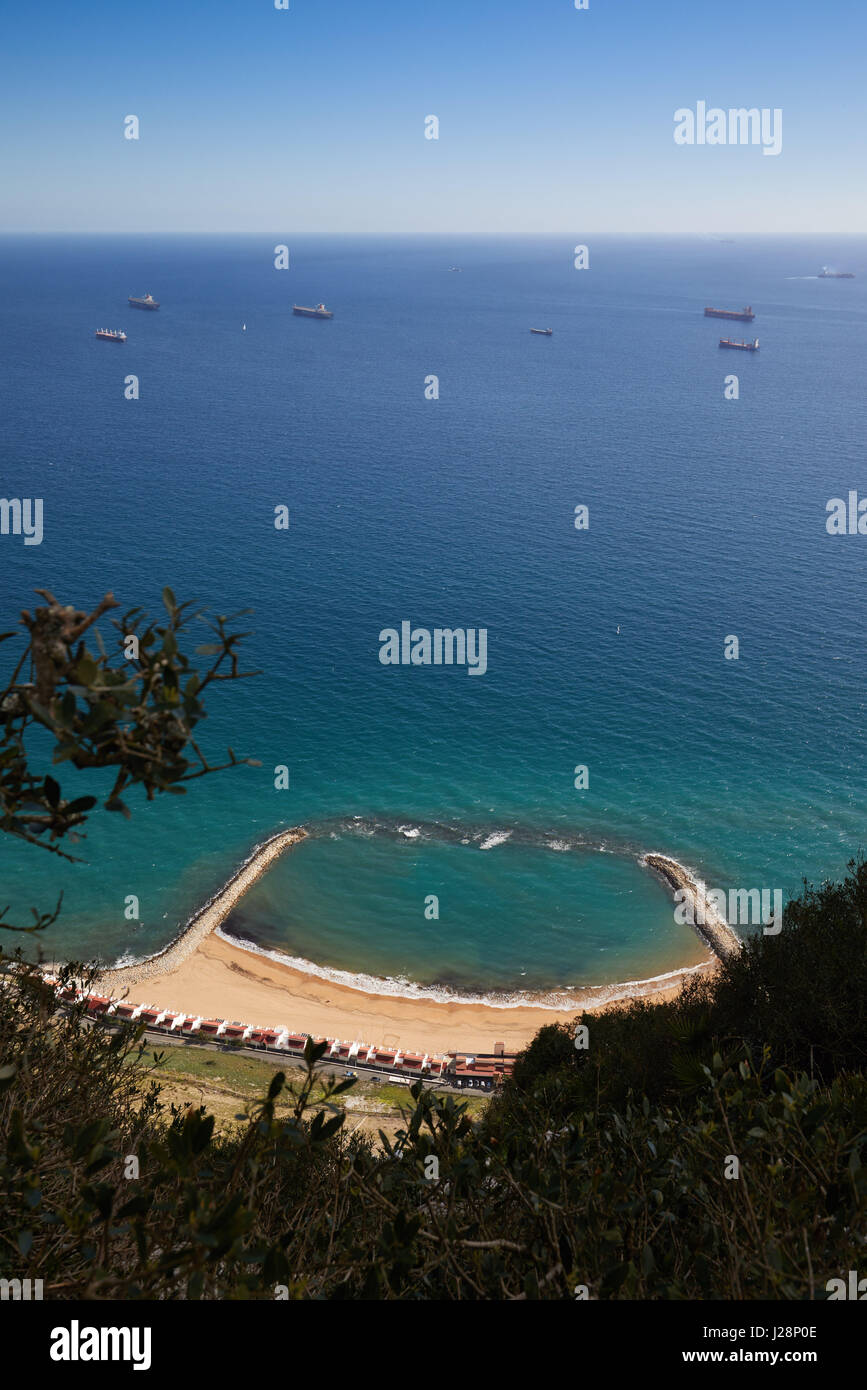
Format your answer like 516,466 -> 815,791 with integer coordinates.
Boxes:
1,233 -> 866,1003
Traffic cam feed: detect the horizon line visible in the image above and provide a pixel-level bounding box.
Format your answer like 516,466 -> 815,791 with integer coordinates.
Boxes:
1,229 -> 865,239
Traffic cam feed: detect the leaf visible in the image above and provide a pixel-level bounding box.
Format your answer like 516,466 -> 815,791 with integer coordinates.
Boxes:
17,1230 -> 33,1257
75,655 -> 99,686
43,776 -> 61,808
162,586 -> 177,614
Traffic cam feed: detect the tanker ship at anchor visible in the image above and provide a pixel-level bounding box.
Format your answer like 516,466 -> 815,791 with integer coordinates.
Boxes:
719,337 -> 759,351
292,302 -> 334,318
704,305 -> 755,321
128,293 -> 160,309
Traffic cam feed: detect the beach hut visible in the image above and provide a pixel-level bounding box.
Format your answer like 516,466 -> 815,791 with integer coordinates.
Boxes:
221,1021 -> 251,1042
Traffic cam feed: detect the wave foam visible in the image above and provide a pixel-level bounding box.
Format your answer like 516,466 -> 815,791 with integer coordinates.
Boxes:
216,927 -> 712,1011
478,831 -> 512,850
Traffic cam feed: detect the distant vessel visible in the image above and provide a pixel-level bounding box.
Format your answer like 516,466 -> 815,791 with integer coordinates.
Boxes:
448,267 -> 462,272
704,305 -> 755,321
530,327 -> 553,335
819,268 -> 855,279
128,293 -> 159,309
292,303 -> 333,319
719,337 -> 759,351
95,329 -> 126,342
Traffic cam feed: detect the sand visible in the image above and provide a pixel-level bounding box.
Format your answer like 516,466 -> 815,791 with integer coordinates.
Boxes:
98,930 -> 716,1057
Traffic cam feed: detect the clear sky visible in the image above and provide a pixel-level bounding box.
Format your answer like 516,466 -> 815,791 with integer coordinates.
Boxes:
2,0 -> 865,234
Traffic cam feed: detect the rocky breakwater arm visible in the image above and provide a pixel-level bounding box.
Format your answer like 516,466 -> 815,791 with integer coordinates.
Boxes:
643,853 -> 743,963
97,826 -> 308,993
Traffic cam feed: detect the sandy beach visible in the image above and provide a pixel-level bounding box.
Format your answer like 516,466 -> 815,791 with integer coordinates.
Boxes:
100,927 -> 717,1056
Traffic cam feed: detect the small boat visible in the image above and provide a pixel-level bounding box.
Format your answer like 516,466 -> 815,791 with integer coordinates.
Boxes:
242,323 -> 246,331
818,267 -> 855,279
719,337 -> 759,351
292,303 -> 334,319
128,293 -> 159,309
95,329 -> 127,342
530,327 -> 553,335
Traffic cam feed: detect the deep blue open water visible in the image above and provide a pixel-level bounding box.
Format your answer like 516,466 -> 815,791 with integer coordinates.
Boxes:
2,234 -> 866,998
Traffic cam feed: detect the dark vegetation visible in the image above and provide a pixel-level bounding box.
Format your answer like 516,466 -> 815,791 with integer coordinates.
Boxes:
1,588 -> 866,1298
0,865 -> 864,1299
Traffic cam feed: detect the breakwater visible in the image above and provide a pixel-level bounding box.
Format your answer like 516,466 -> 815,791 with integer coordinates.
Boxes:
643,853 -> 743,961
97,826 -> 308,991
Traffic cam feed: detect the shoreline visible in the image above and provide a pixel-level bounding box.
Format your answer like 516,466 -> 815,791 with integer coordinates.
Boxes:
98,928 -> 717,1056
89,825 -> 733,1055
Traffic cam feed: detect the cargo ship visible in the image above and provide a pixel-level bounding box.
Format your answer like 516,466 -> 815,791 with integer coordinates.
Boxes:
704,305 -> 755,321
530,327 -> 553,335
719,337 -> 759,351
128,293 -> 159,309
292,303 -> 333,318
819,268 -> 855,279
95,329 -> 127,342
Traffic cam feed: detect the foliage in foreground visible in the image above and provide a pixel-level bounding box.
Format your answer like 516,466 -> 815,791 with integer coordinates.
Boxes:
0,587 -> 256,929
2,862 -> 867,1299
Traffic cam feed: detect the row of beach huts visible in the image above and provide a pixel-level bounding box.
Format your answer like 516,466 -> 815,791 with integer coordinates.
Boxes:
43,975 -> 515,1092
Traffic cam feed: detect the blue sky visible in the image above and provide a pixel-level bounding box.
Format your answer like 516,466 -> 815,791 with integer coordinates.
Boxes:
1,0 -> 865,233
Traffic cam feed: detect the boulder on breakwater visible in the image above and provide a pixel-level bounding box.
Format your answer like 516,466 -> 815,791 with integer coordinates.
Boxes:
643,852 -> 743,962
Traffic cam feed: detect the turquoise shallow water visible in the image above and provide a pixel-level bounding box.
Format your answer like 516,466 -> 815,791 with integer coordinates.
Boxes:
2,234 -> 866,992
